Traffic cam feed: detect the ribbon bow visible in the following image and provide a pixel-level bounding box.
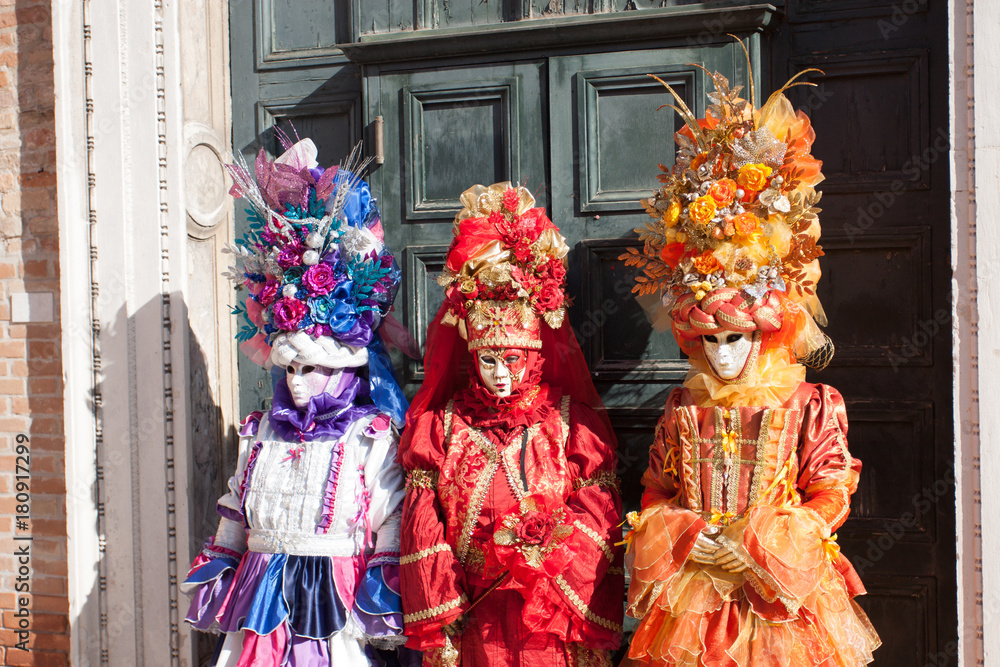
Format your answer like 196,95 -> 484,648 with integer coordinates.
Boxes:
822,534 -> 841,562
615,511 -> 642,550
709,510 -> 736,526
281,445 -> 306,463
720,429 -> 740,458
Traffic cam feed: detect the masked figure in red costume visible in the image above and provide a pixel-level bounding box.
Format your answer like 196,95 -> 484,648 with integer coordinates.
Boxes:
399,182 -> 625,666
618,67 -> 881,666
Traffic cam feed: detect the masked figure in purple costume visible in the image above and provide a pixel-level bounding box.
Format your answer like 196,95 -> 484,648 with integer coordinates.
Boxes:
180,137 -> 413,666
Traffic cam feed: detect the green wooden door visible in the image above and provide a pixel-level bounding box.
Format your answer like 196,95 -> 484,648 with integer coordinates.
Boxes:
229,2 -> 955,664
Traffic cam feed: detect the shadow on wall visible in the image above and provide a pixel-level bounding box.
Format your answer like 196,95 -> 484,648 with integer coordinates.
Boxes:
65,287 -> 233,665
187,310 -> 238,666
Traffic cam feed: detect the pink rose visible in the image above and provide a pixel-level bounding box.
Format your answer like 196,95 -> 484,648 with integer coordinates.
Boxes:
258,280 -> 279,306
303,262 -> 337,295
533,280 -> 564,311
516,511 -> 555,545
276,245 -> 303,269
271,297 -> 308,330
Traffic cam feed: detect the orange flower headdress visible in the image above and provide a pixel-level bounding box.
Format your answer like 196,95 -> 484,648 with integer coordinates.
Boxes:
438,182 -> 570,350
622,55 -> 832,369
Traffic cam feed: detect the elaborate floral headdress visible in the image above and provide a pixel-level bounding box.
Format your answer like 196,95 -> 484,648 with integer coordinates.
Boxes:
223,135 -> 402,368
622,61 -> 832,367
438,182 -> 570,351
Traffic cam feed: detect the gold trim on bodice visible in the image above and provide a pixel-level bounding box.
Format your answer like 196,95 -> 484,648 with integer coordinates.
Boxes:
676,404 -> 802,523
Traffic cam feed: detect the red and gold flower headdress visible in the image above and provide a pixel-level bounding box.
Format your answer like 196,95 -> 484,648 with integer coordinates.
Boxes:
438,182 -> 570,351
622,62 -> 832,366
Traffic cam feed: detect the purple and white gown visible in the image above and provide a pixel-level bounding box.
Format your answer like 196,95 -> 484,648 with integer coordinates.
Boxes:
181,376 -> 406,666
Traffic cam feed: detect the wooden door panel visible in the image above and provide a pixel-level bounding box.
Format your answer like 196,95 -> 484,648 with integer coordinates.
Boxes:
402,79 -> 522,220
579,239 -> 685,382
265,97 -> 361,170
374,60 -> 546,240
840,402 -> 937,542
817,227 -> 933,367
402,245 -> 450,383
575,67 -> 696,213
854,578 -> 937,667
255,0 -> 352,67
790,51 -> 930,194
549,45 -> 748,242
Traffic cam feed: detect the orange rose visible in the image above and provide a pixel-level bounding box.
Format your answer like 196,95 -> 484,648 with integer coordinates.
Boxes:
687,195 -> 717,225
692,250 -> 723,275
732,211 -> 760,237
737,163 -> 773,192
707,178 -> 737,207
659,242 -> 687,268
691,153 -> 710,171
661,198 -> 682,227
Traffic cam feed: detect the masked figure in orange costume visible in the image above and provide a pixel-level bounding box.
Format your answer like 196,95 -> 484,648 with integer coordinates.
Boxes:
618,68 -> 881,666
399,183 -> 624,666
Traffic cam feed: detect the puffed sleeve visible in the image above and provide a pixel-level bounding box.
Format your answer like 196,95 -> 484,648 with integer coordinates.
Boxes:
354,413 -> 408,648
181,412 -> 260,632
624,389 -> 709,620
724,384 -> 865,614
398,406 -> 469,651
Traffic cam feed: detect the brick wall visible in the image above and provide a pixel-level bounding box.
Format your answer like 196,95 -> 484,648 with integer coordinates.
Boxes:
0,0 -> 70,665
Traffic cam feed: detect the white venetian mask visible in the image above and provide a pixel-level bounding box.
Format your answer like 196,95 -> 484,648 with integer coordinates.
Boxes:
701,330 -> 753,381
285,361 -> 342,408
475,349 -> 529,399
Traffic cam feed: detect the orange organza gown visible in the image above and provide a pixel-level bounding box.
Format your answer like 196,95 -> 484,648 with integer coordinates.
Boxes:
400,386 -> 624,666
625,379 -> 880,666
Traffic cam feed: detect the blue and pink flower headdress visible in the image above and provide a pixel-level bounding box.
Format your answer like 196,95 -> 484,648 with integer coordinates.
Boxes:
223,133 -> 407,425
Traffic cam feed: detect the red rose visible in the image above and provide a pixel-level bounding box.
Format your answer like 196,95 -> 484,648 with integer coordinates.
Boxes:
516,511 -> 555,545
542,258 -> 566,282
533,280 -> 564,311
444,285 -> 469,319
